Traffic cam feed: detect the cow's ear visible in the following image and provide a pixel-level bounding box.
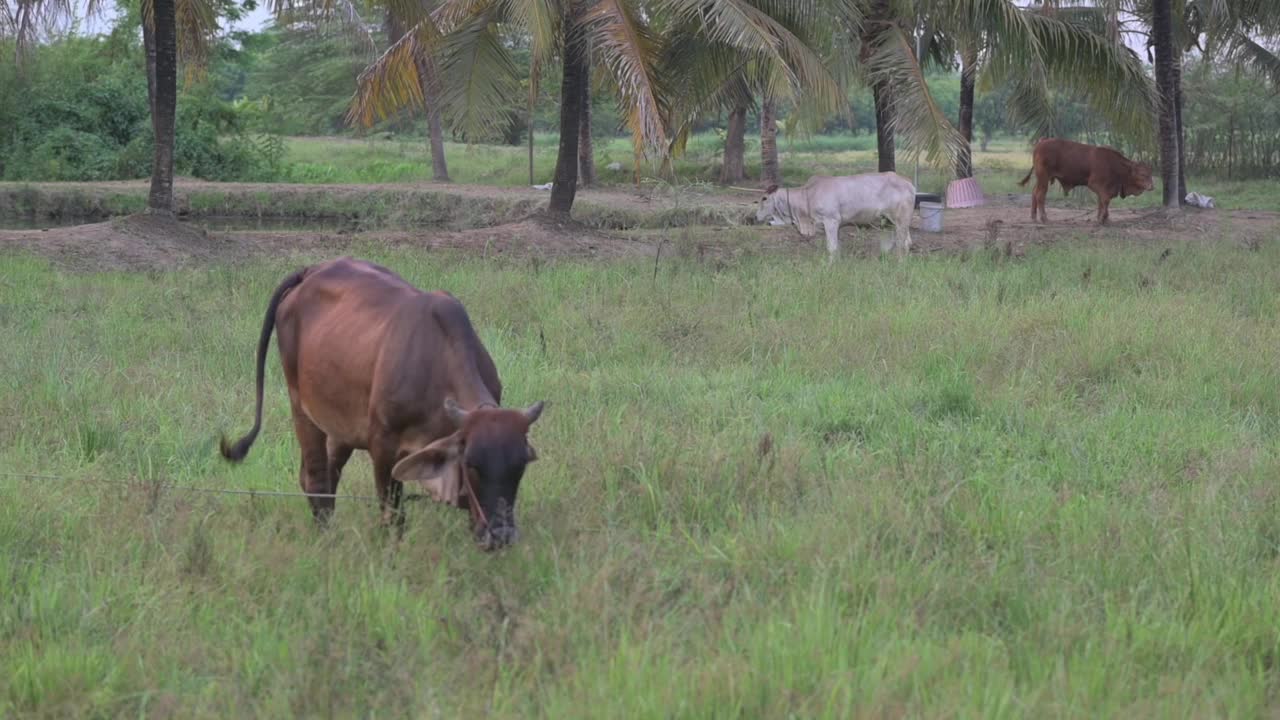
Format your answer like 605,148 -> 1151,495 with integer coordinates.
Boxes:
392,433 -> 463,493
764,184 -> 779,195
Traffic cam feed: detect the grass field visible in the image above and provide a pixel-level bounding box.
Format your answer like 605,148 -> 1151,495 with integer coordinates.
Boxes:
282,132 -> 1280,212
4,233 -> 1280,717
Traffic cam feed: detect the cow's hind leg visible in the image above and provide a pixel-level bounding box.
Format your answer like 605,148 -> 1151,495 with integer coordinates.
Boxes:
289,403 -> 334,523
1034,179 -> 1050,223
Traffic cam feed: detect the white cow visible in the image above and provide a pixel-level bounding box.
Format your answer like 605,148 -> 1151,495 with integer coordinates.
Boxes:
756,172 -> 916,261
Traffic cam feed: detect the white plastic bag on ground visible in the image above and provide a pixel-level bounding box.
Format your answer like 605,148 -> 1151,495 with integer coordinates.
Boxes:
1185,192 -> 1215,209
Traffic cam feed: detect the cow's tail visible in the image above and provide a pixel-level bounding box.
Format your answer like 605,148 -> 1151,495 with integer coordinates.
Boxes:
220,268 -> 307,463
1018,168 -> 1034,188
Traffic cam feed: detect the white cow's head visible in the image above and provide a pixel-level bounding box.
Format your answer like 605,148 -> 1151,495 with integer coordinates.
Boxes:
756,185 -> 791,226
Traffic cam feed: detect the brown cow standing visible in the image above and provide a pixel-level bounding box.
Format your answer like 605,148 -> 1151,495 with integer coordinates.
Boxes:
220,257 -> 546,550
1018,138 -> 1154,224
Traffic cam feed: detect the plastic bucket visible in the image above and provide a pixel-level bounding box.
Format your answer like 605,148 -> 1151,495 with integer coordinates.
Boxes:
919,202 -> 944,233
914,192 -> 942,209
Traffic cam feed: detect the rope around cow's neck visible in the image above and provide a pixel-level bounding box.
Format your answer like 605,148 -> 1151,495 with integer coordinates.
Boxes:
464,466 -> 488,530
459,400 -> 496,531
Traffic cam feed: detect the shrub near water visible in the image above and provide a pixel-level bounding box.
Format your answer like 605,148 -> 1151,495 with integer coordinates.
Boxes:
0,33 -> 282,183
2,240 -> 1280,717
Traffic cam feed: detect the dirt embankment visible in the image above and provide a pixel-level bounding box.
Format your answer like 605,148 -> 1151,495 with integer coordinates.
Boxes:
1,179 -> 1276,272
0,179 -> 756,231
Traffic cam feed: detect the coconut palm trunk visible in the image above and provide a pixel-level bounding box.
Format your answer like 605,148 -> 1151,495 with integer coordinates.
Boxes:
143,19 -> 157,117
577,48 -> 595,188
1152,0 -> 1180,208
955,48 -> 977,179
1173,55 -> 1186,202
421,55 -> 450,182
862,0 -> 895,173
385,11 -> 449,182
148,0 -> 177,216
760,96 -> 779,188
720,106 -> 747,184
872,82 -> 895,173
548,2 -> 586,216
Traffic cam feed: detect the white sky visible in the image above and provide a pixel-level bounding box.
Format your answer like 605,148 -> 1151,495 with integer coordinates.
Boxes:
67,2 -> 1166,62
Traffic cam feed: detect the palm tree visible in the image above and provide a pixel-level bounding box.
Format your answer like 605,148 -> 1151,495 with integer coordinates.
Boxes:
1061,1 -> 1279,205
1089,0 -> 1280,205
146,0 -> 179,215
382,9 -> 450,182
351,0 -> 854,216
891,1 -> 1158,182
659,1 -> 844,187
348,0 -> 665,217
955,47 -> 977,179
141,0 -> 215,215
2,0 -> 82,68
1151,0 -> 1179,206
720,105 -> 748,184
578,41 -> 595,187
862,0 -> 898,172
5,0 -> 215,215
760,94 -> 778,187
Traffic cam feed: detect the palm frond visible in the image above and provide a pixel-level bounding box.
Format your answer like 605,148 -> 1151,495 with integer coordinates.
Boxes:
1227,32 -> 1280,87
434,0 -> 513,35
999,69 -> 1057,138
864,23 -> 963,168
1022,9 -> 1157,147
175,0 -> 218,84
9,0 -> 74,65
348,24 -> 427,126
583,0 -> 670,152
500,0 -> 559,64
657,0 -> 837,105
278,0 -> 378,60
657,29 -> 755,156
935,0 -> 1042,70
434,9 -> 521,140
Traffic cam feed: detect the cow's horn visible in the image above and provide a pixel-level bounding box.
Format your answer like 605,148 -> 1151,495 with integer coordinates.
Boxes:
444,397 -> 469,426
522,400 -> 545,425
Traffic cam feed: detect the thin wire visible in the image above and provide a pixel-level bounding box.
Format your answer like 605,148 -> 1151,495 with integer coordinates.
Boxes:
0,471 -> 385,503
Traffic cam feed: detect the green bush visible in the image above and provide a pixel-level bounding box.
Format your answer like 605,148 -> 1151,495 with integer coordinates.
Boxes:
0,29 -> 286,183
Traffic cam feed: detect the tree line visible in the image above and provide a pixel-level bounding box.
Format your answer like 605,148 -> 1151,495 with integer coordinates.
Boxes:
3,0 -> 1278,219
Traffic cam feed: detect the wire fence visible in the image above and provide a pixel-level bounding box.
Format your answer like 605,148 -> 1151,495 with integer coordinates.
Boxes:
0,471 -> 386,503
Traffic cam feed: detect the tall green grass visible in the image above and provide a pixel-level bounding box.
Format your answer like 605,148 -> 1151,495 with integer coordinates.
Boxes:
3,238 -> 1280,717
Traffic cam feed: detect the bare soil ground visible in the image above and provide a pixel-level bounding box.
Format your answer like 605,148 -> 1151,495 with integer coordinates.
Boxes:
1,180 -> 1276,272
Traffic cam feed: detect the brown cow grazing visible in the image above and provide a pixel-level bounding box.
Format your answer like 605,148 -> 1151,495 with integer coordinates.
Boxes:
220,257 -> 546,551
1018,138 -> 1154,224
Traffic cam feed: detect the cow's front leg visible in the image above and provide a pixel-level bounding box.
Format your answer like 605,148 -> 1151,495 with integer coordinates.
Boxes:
370,435 -> 406,534
822,218 -> 841,262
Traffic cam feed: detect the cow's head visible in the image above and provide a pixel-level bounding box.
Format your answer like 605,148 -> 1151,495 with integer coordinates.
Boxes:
1123,162 -> 1154,198
756,185 -> 791,226
392,398 -> 545,551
